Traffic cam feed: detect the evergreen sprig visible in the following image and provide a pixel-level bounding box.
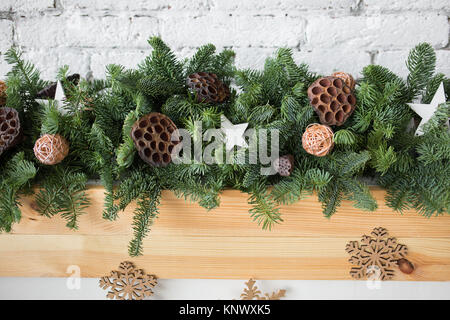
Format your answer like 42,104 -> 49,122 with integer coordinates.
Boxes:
0,39 -> 448,257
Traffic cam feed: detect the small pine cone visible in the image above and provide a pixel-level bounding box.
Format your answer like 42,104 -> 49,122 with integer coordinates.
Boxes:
131,112 -> 181,167
34,134 -> 69,165
0,80 -> 7,106
36,74 -> 80,99
332,72 -> 355,90
186,72 -> 230,103
0,107 -> 22,156
307,76 -> 357,126
273,154 -> 294,176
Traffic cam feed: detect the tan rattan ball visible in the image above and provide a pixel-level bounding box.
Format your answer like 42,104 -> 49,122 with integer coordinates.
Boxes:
331,71 -> 355,90
0,80 -> 7,106
34,134 -> 69,165
302,124 -> 334,157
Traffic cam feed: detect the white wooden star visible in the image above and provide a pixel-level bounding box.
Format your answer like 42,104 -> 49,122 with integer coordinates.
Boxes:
35,80 -> 68,114
408,82 -> 447,135
220,115 -> 248,150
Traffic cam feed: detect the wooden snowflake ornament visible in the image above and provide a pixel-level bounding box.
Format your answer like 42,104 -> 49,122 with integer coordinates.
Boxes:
240,279 -> 286,300
345,227 -> 408,280
99,261 -> 157,300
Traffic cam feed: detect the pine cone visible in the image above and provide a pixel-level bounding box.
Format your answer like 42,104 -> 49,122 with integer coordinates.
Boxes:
0,80 -> 7,106
36,74 -> 80,99
307,76 -> 356,126
273,154 -> 294,176
34,134 -> 69,165
186,72 -> 230,103
131,112 -> 181,167
0,107 -> 22,156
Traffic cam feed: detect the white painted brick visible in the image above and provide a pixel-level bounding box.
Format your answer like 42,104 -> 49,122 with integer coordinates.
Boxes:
436,50 -> 450,77
364,0 -> 450,12
306,14 -> 449,50
15,14 -> 158,49
0,0 -> 53,11
232,47 -> 275,70
375,50 -> 409,78
2,0 -> 449,83
376,50 -> 450,79
0,20 -> 13,54
60,0 -> 210,12
293,49 -> 370,78
21,48 -> 91,80
160,13 -> 305,49
0,58 -> 12,80
211,0 -> 358,12
90,49 -> 148,78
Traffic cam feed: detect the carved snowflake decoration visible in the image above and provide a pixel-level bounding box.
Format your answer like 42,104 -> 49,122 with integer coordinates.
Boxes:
345,227 -> 408,280
240,279 -> 286,300
99,261 -> 157,300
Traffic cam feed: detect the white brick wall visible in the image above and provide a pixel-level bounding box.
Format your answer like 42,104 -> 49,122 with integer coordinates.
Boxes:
0,0 -> 449,80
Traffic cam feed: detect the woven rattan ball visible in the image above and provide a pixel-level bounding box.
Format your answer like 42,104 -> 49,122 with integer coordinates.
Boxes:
0,80 -> 6,106
332,72 -> 355,90
307,76 -> 356,126
0,107 -> 22,156
131,112 -> 181,167
186,72 -> 230,103
302,124 -> 334,157
34,134 -> 69,165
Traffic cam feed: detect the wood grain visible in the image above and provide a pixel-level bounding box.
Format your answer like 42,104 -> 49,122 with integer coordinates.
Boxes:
0,186 -> 449,280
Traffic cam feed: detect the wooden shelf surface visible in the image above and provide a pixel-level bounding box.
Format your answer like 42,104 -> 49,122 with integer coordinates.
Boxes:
0,186 -> 449,280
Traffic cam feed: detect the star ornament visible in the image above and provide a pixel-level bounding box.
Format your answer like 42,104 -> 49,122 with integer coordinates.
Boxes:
407,82 -> 447,136
220,115 -> 248,150
35,80 -> 68,114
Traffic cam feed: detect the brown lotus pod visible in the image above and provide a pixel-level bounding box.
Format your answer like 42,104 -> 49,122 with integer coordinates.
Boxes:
307,76 -> 357,126
332,71 -> 355,90
273,154 -> 294,176
131,112 -> 181,167
302,123 -> 334,157
0,107 -> 22,156
34,134 -> 69,165
186,72 -> 230,103
0,80 -> 7,106
397,258 -> 414,274
36,74 -> 80,99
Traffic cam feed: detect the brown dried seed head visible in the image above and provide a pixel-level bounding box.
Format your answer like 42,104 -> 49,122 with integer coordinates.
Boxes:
273,154 -> 294,176
34,134 -> 69,165
186,72 -> 230,103
0,107 -> 22,156
36,74 -> 80,99
131,112 -> 180,167
307,76 -> 357,126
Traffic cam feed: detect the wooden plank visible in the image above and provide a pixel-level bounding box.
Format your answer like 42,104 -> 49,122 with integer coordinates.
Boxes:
0,186 -> 449,280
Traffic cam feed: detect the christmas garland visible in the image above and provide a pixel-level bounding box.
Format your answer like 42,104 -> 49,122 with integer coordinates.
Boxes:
0,38 -> 448,256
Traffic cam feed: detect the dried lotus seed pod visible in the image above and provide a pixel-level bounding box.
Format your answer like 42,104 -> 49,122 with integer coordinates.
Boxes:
307,76 -> 357,126
186,72 -> 230,103
0,107 -> 22,156
131,112 -> 181,167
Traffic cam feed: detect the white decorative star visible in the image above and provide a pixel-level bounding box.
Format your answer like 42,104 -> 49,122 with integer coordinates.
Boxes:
407,82 -> 447,135
35,80 -> 68,114
220,115 -> 248,150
